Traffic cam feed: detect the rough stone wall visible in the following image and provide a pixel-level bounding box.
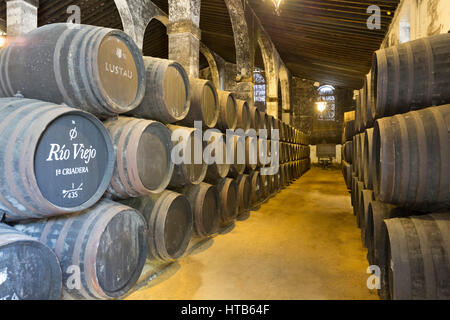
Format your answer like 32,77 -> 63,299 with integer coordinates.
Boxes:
291,77 -> 354,144
382,0 -> 450,48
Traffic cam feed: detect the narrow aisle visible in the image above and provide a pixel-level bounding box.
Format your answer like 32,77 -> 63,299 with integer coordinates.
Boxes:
126,167 -> 377,300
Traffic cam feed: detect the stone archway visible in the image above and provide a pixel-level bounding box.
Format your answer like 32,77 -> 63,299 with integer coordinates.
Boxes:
199,42 -> 221,89
224,0 -> 252,81
114,0 -> 168,50
256,29 -> 278,117
278,65 -> 291,114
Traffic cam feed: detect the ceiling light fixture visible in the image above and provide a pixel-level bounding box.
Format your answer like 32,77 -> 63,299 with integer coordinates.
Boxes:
271,0 -> 283,15
316,102 -> 327,113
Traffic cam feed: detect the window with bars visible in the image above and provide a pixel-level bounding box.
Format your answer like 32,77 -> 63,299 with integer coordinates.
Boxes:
317,85 -> 336,121
254,68 -> 266,111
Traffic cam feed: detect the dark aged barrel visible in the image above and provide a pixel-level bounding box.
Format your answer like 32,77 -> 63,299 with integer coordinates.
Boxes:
261,112 -> 271,139
128,57 -> 190,123
0,24 -> 145,118
216,91 -> 237,131
373,105 -> 450,209
371,33 -> 450,119
344,120 -> 355,142
0,223 -> 62,300
104,116 -> 174,199
122,191 -> 192,262
359,189 -> 374,247
364,72 -> 374,128
245,136 -> 258,172
227,134 -> 246,178
177,78 -> 219,128
15,199 -> 148,300
204,131 -> 230,183
236,174 -> 251,215
260,174 -> 269,200
249,171 -> 261,206
0,98 -> 114,221
364,202 -> 410,300
357,132 -> 365,182
216,178 -> 238,226
343,141 -> 352,164
385,213 -> 450,300
363,128 -> 374,190
180,183 -> 220,237
342,161 -> 352,190
167,125 -> 207,187
236,99 -> 251,132
249,106 -> 262,135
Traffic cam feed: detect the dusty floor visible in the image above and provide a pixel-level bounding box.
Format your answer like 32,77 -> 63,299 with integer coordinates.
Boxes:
126,166 -> 377,300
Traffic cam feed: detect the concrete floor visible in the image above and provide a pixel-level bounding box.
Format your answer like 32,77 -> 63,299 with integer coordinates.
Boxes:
126,167 -> 378,300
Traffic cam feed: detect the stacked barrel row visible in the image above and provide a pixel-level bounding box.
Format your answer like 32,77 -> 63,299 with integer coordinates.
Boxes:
0,23 -> 310,300
343,33 -> 450,300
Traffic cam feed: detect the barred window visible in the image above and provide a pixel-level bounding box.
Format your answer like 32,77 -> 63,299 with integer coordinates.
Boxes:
317,85 -> 336,121
254,68 -> 266,111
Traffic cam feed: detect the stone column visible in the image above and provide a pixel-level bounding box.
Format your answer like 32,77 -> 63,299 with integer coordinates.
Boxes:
282,111 -> 291,125
266,96 -> 278,118
6,0 -> 38,40
168,0 -> 201,78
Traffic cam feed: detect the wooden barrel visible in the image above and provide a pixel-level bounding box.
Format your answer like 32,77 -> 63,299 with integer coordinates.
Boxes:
355,91 -> 362,133
342,161 -> 352,190
364,72 -> 374,128
236,174 -> 251,214
278,119 -> 286,141
358,133 -> 365,182
344,120 -> 355,143
177,78 -> 219,128
261,112 -> 271,139
227,134 -> 246,178
122,192 -> 192,263
257,137 -> 271,168
0,24 -> 145,118
179,183 -> 219,237
354,181 -> 364,220
362,128 -> 374,189
104,116 -> 174,199
0,223 -> 62,300
385,213 -> 450,300
249,106 -> 262,135
365,201 -> 411,299
129,57 -> 190,123
16,199 -> 148,300
360,189 -> 374,247
343,141 -> 352,164
249,171 -> 261,206
260,174 -> 270,200
351,175 -> 357,207
216,178 -> 238,226
216,91 -> 237,131
373,105 -> 450,209
167,125 -> 207,187
371,33 -> 450,120
245,136 -> 258,172
204,131 -> 230,183
0,98 -> 114,222
236,99 -> 251,131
